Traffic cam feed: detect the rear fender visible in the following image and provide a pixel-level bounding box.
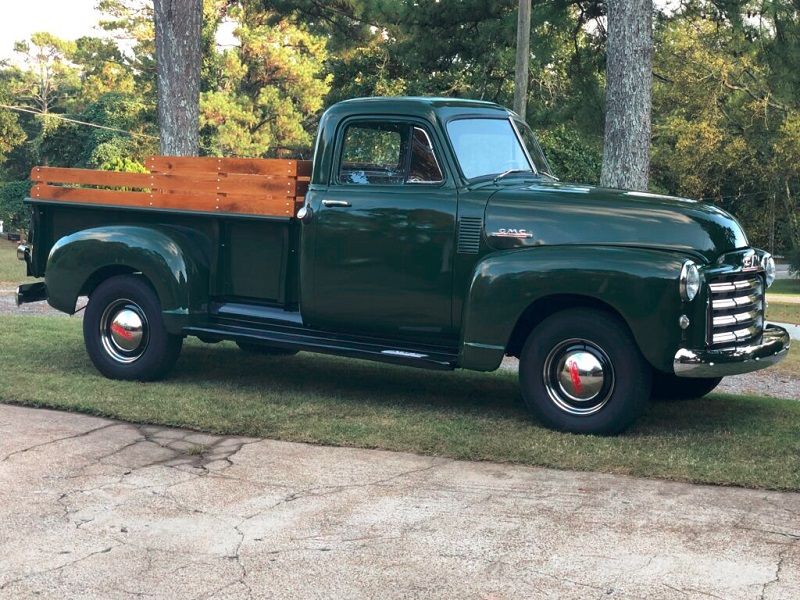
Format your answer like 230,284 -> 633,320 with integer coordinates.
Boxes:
45,225 -> 211,333
459,246 -> 691,372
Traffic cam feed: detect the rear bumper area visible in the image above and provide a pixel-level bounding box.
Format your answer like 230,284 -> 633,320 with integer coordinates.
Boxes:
673,325 -> 791,378
16,282 -> 48,306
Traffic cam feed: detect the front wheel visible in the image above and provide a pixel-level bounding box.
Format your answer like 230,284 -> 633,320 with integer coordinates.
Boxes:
519,309 -> 651,435
83,275 -> 183,380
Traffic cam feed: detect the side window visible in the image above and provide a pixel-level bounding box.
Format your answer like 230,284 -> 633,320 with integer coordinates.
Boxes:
408,127 -> 443,184
339,123 -> 406,185
337,121 -> 444,185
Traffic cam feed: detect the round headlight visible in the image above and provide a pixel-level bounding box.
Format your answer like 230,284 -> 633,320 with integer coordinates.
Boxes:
680,261 -> 700,302
762,253 -> 776,288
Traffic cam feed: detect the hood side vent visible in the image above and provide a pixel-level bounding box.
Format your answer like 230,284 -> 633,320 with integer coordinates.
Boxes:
457,216 -> 483,254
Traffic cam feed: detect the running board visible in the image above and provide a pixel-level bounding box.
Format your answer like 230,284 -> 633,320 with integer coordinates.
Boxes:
210,301 -> 304,325
183,323 -> 459,370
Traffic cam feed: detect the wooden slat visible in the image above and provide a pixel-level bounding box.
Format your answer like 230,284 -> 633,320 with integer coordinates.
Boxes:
218,177 -> 296,197
147,156 -> 303,177
151,193 -> 293,215
151,173 -> 296,197
219,158 -> 303,177
31,167 -> 151,189
31,184 -> 296,216
151,194 -> 219,211
34,184 -> 297,216
216,196 -> 294,216
32,184 -> 152,206
149,190 -> 221,203
145,156 -> 220,176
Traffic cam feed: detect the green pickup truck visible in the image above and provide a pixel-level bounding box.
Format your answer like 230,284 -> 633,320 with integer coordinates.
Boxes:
16,97 -> 790,434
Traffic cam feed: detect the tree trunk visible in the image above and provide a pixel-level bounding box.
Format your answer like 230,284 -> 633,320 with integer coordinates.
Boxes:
153,0 -> 202,156
600,0 -> 653,191
513,0 -> 532,119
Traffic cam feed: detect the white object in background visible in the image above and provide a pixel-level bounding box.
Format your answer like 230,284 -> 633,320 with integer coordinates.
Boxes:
0,220 -> 4,233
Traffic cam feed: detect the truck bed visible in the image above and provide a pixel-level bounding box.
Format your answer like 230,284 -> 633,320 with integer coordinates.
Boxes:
26,157 -> 312,308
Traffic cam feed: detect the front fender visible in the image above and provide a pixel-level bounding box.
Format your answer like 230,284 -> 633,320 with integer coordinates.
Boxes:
459,245 -> 691,372
46,225 -> 211,333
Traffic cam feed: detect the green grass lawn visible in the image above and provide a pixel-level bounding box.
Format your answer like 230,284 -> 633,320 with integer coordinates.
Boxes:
0,239 -> 27,284
767,301 -> 800,325
1,315 -> 798,491
770,278 -> 800,295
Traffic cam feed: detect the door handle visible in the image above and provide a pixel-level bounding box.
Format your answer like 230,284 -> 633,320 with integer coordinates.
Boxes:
322,200 -> 352,208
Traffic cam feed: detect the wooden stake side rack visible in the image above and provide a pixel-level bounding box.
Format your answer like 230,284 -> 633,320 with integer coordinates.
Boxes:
30,157 -> 313,218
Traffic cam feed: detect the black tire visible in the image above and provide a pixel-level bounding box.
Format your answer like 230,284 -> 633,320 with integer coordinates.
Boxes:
83,275 -> 183,381
236,341 -> 299,356
519,308 -> 651,435
651,372 -> 722,400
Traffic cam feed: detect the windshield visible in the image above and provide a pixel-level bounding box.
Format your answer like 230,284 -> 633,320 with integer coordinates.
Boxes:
446,117 -> 555,180
447,118 -> 532,180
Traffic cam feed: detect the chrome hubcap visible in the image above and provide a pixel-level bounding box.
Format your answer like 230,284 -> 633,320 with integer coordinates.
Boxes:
543,339 -> 615,416
100,299 -> 148,363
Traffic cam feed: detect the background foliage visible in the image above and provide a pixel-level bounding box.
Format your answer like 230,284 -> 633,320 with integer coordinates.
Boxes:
0,0 -> 798,256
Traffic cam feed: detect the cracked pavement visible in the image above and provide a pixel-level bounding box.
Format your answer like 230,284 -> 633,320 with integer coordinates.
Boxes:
0,405 -> 798,599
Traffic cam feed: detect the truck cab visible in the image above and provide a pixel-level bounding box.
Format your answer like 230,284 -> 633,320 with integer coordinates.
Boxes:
16,97 -> 791,435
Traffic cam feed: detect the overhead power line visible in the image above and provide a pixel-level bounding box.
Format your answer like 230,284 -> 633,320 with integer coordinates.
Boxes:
0,103 -> 158,141
0,103 -> 227,154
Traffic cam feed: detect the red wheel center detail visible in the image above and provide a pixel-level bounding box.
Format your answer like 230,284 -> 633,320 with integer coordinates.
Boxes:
111,322 -> 135,340
567,359 -> 583,394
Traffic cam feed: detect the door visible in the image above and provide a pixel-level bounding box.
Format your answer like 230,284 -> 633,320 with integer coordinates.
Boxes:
306,118 -> 457,343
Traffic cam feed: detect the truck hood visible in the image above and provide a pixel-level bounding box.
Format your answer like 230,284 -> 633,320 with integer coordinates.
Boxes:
484,181 -> 748,263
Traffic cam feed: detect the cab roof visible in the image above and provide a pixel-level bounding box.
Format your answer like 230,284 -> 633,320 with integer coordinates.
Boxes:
326,96 -> 514,120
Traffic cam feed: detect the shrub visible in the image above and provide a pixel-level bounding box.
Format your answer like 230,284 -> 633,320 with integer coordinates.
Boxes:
536,125 -> 603,185
0,180 -> 32,231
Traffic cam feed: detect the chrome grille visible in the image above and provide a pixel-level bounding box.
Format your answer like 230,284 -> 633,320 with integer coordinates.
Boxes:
708,274 -> 764,347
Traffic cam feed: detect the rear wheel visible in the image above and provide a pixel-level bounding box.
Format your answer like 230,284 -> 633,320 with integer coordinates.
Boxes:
236,341 -> 299,356
83,275 -> 182,380
519,309 -> 651,435
651,372 -> 722,400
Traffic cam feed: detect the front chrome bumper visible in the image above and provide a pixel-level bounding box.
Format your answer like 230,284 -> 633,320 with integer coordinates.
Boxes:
673,325 -> 791,378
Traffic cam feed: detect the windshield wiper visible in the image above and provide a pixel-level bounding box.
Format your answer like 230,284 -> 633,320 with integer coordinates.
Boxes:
493,169 -> 534,184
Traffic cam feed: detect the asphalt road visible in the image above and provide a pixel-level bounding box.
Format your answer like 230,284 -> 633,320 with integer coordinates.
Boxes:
0,405 -> 797,599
